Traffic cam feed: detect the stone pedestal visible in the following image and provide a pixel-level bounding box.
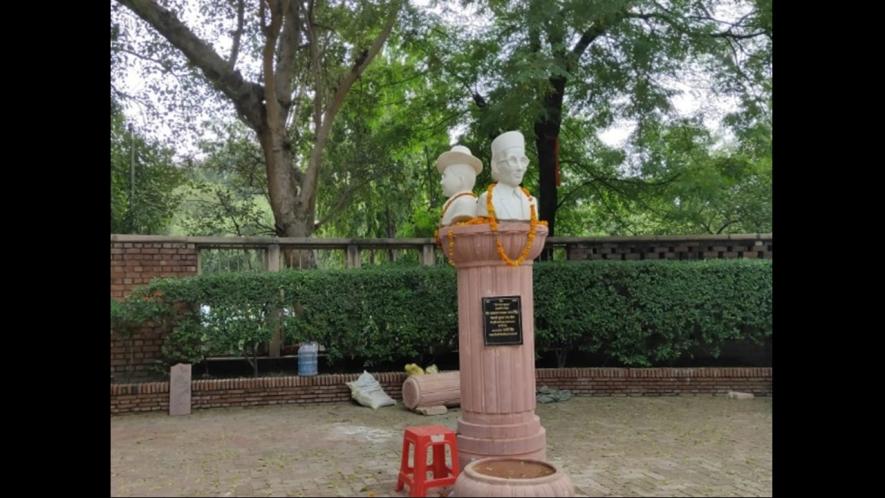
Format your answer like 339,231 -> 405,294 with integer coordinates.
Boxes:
438,222 -> 548,470
169,363 -> 192,416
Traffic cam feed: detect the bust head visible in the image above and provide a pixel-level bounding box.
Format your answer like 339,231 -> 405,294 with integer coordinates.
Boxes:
441,163 -> 477,196
491,131 -> 529,187
436,145 -> 482,197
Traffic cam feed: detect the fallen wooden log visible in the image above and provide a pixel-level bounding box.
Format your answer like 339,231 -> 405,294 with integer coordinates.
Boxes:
402,371 -> 460,410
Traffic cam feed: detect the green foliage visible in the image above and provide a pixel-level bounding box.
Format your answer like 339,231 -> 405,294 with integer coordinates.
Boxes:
278,267 -> 459,366
170,122 -> 276,237
533,260 -> 772,366
445,0 -> 772,235
111,294 -> 171,335
160,318 -> 208,368
110,298 -> 131,336
557,118 -> 772,235
113,1 -> 771,240
112,293 -> 177,380
111,100 -> 185,234
116,260 -> 771,369
313,33 -> 457,239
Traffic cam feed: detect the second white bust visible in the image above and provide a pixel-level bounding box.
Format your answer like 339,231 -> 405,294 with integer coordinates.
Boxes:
475,130 -> 538,221
437,145 -> 483,226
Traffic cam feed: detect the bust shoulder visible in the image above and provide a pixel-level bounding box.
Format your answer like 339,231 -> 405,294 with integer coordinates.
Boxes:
441,191 -> 478,226
452,193 -> 477,206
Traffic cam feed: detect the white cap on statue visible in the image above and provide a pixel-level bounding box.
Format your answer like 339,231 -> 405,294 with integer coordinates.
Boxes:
436,145 -> 483,174
491,131 -> 525,158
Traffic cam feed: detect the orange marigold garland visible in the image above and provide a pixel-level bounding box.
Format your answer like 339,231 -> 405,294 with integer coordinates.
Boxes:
438,192 -> 483,266
437,184 -> 544,267
446,227 -> 456,265
486,183 -> 541,267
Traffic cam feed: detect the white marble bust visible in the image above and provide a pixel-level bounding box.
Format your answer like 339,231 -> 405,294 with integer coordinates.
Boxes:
475,131 -> 538,221
437,145 -> 482,226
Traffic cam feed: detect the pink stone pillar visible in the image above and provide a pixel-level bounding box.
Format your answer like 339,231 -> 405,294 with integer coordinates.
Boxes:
438,222 -> 548,470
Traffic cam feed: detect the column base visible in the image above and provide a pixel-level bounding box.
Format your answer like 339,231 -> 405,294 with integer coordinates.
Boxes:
456,411 -> 547,470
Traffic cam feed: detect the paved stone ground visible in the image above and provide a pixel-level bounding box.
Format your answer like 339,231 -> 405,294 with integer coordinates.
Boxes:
111,396 -> 771,497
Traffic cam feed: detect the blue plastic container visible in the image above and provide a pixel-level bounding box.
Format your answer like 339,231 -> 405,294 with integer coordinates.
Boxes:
298,342 -> 318,376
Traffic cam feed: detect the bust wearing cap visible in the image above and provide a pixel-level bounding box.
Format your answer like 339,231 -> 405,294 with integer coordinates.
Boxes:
476,131 -> 538,221
437,145 -> 482,226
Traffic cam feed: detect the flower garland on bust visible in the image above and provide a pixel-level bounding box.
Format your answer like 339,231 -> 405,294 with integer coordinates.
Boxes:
436,183 -> 547,267
439,216 -> 489,266
486,182 -> 544,267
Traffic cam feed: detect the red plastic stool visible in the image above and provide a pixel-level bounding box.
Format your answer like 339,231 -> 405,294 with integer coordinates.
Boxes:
396,425 -> 460,497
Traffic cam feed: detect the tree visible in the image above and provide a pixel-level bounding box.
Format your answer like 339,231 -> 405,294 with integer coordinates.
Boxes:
312,31 -> 462,241
172,121 -> 277,237
449,0 -> 771,238
114,0 -> 404,250
111,100 -> 185,234
556,118 -> 771,235
168,27 -> 460,243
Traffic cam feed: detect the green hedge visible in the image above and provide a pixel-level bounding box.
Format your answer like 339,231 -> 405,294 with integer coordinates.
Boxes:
533,260 -> 772,366
118,260 -> 771,371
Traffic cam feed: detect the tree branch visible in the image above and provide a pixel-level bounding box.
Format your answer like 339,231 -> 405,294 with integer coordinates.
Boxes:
322,0 -> 402,132
302,0 -> 403,208
568,10 -> 630,71
274,0 -> 301,107
716,219 -> 737,234
114,46 -> 189,77
557,160 -> 678,219
227,0 -> 245,69
215,190 -> 243,236
314,177 -> 374,229
627,6 -> 767,43
556,179 -> 595,210
709,30 -> 768,40
555,169 -> 679,211
111,82 -> 155,114
306,0 -> 323,135
262,0 -> 287,132
117,0 -> 266,131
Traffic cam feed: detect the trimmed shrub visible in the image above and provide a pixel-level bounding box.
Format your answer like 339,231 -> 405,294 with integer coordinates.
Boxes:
533,260 -> 772,366
118,260 -> 771,369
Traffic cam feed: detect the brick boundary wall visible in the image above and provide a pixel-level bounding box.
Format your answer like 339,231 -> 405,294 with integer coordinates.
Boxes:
111,239 -> 199,300
110,327 -> 167,381
111,239 -> 199,380
563,236 -> 772,261
110,367 -> 771,415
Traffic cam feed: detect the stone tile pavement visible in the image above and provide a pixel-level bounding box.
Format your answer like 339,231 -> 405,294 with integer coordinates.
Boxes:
111,396 -> 771,496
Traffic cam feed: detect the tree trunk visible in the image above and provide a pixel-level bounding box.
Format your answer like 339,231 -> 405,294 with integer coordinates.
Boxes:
246,347 -> 260,378
535,127 -> 559,238
555,349 -> 568,369
256,127 -> 317,268
534,76 -> 566,258
117,0 -> 401,259
530,8 -> 620,249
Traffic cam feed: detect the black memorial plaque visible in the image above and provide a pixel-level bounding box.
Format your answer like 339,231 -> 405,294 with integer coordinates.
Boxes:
482,296 -> 523,346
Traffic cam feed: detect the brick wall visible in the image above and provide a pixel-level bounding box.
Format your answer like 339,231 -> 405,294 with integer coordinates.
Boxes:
110,326 -> 166,382
563,235 -> 772,261
110,367 -> 771,415
535,367 -> 772,396
111,238 -> 199,299
111,237 -> 199,381
111,372 -> 408,414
